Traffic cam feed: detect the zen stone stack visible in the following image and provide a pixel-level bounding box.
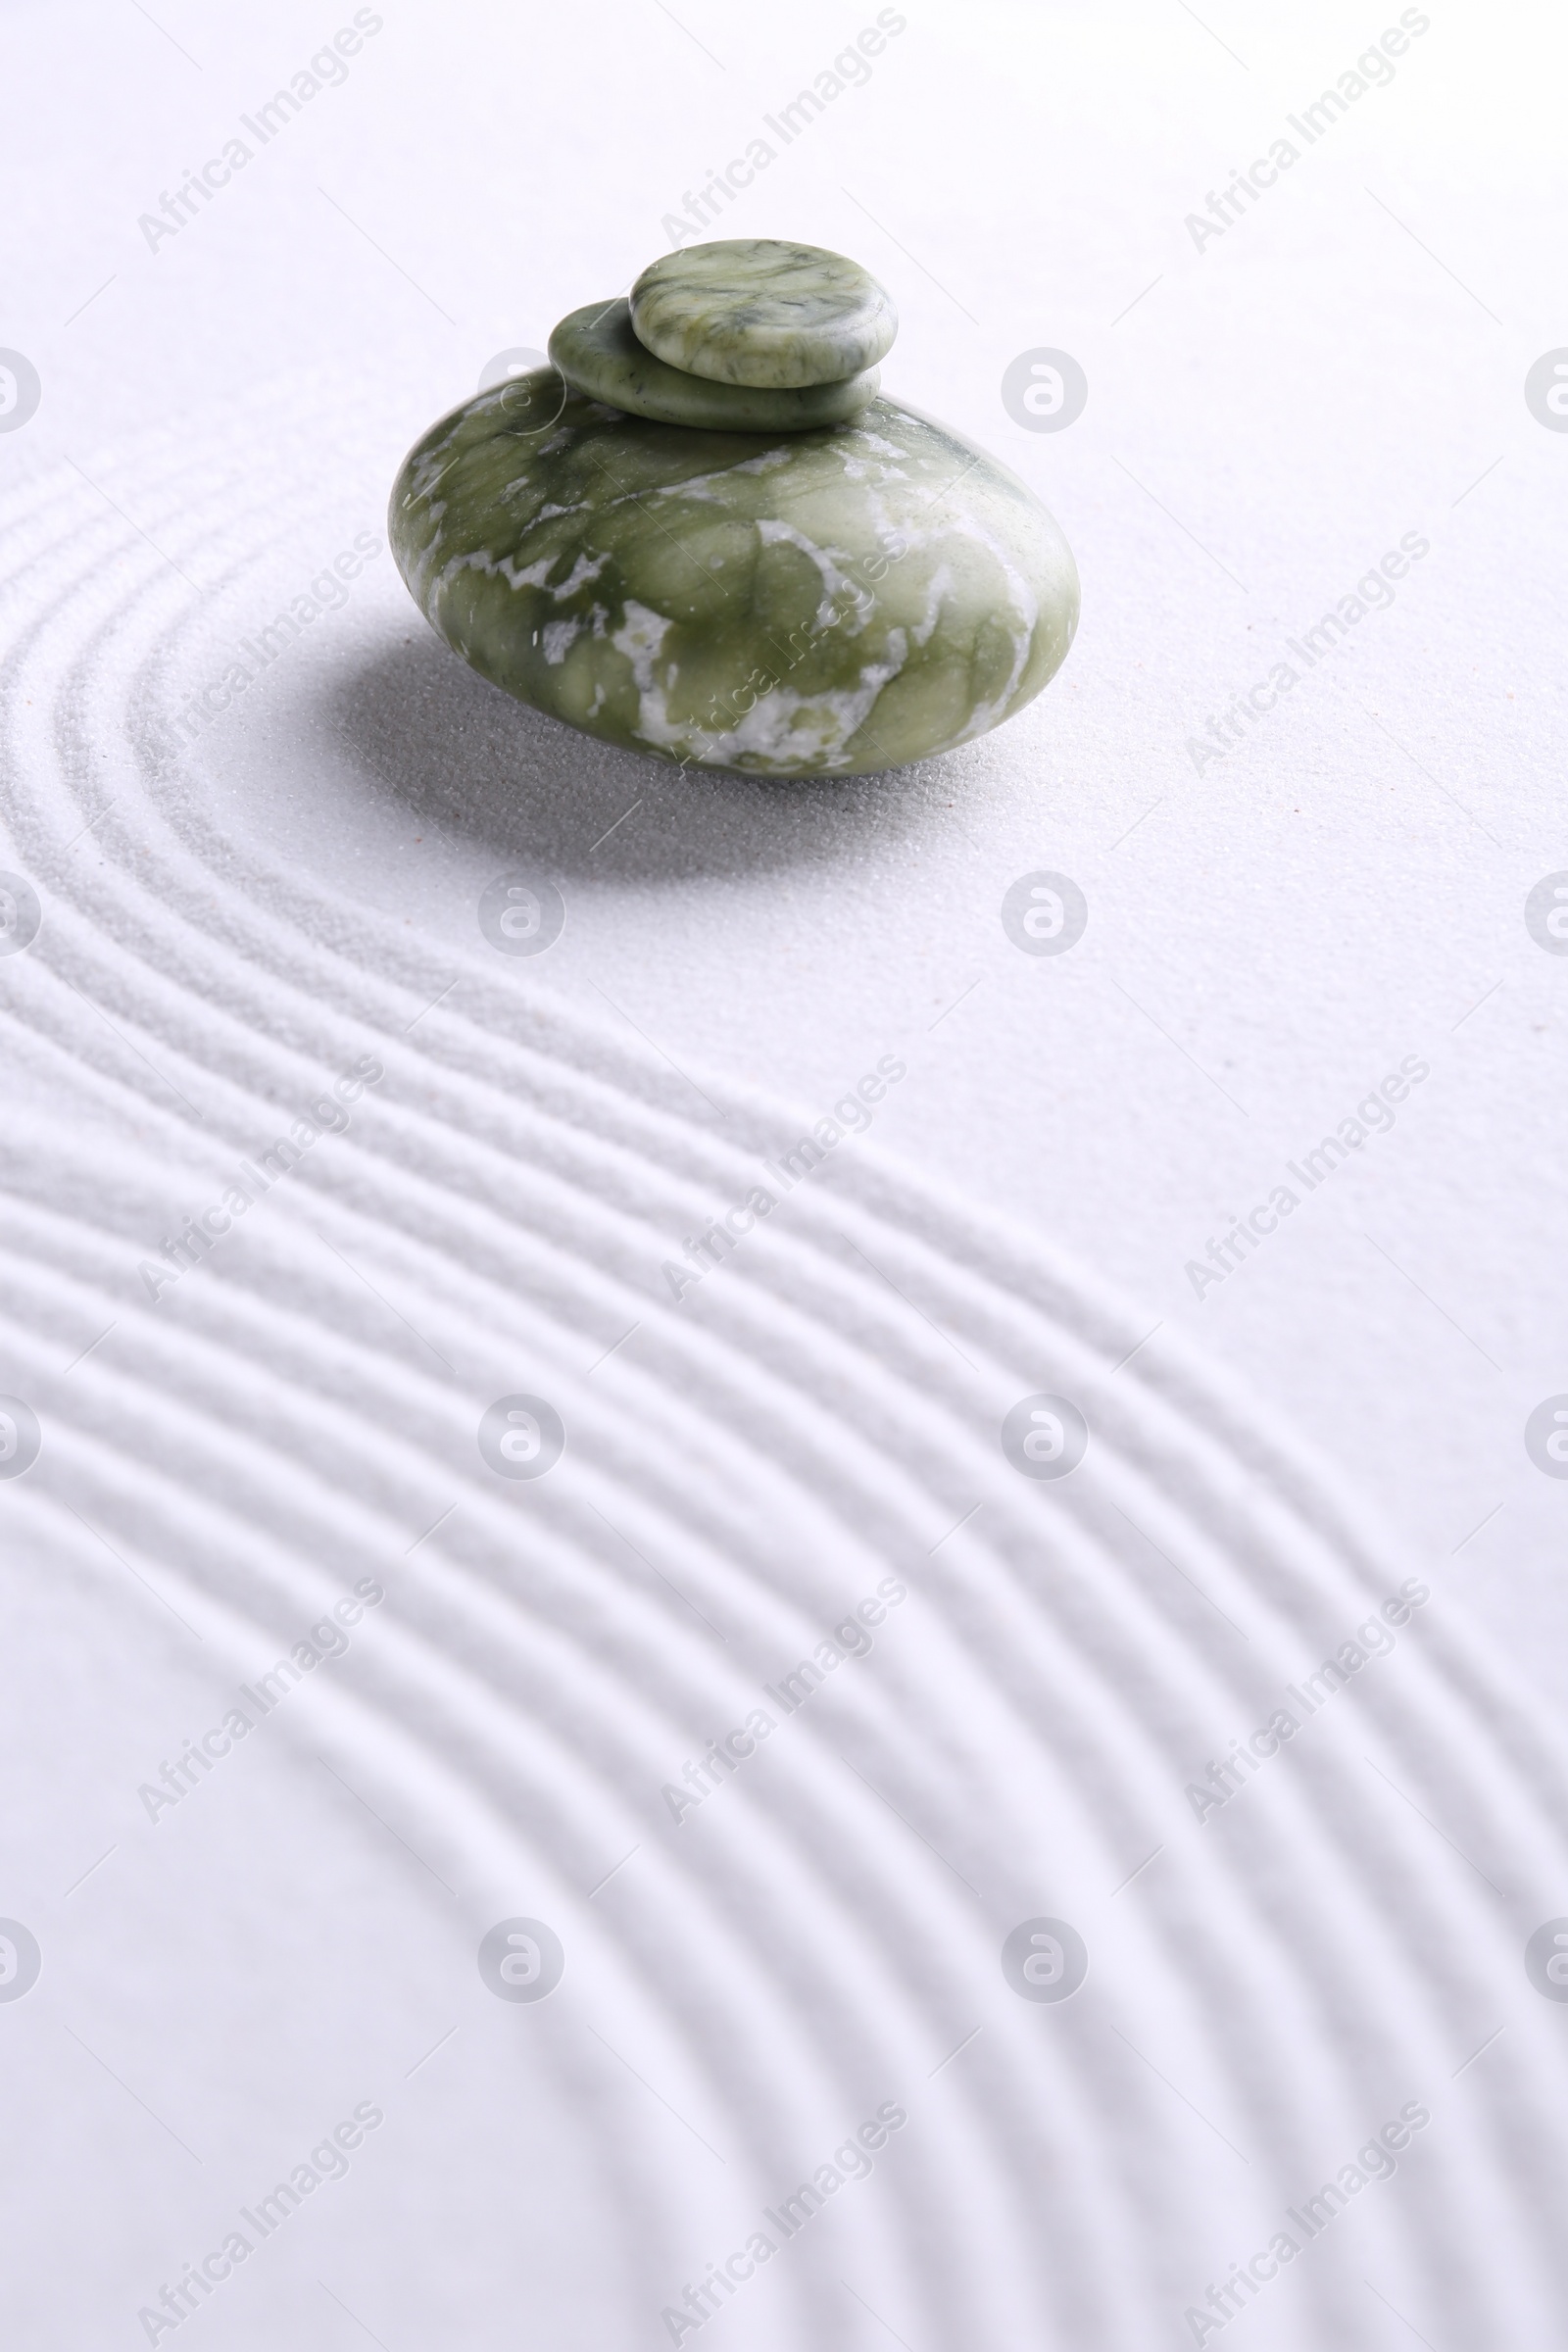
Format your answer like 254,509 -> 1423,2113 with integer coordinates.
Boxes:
390,238 -> 1079,779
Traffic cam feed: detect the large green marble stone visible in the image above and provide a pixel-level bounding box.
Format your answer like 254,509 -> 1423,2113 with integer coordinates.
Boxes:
549,298 -> 879,432
388,373 -> 1079,779
629,239 -> 897,388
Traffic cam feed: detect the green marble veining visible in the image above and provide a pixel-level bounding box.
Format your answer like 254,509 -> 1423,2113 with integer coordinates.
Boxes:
629,239 -> 897,388
548,300 -> 879,433
388,374 -> 1078,779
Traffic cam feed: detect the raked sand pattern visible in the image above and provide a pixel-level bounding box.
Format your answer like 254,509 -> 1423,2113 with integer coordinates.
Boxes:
2,391 -> 1566,2349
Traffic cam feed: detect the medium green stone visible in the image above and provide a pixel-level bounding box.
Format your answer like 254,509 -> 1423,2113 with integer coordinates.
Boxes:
629,239 -> 897,388
388,374 -> 1078,779
548,299 -> 879,432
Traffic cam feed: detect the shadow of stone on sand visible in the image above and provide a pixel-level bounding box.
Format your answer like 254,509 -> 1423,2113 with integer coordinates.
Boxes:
304,626 -> 974,884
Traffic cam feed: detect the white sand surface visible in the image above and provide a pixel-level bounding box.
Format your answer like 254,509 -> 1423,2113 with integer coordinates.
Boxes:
3,2 -> 1566,2344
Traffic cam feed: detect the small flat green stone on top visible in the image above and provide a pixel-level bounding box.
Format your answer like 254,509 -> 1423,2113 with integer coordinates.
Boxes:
629,239 -> 897,388
549,299 -> 880,432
